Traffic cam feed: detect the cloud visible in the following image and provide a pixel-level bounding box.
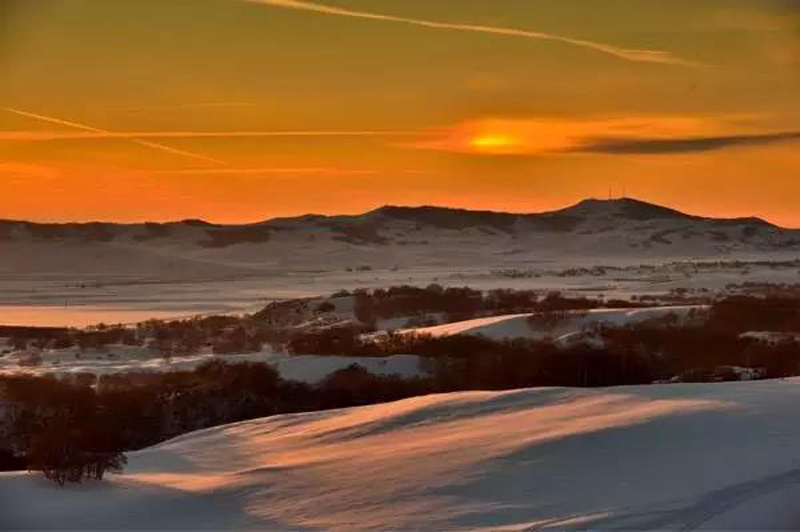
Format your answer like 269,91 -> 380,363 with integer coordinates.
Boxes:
409,116 -> 800,156
0,130 -> 427,141
3,108 -> 224,164
244,0 -> 698,66
0,162 -> 60,181
712,8 -> 794,32
768,45 -> 800,65
576,131 -> 800,154
108,102 -> 256,112
154,167 -> 434,179
155,167 -> 379,176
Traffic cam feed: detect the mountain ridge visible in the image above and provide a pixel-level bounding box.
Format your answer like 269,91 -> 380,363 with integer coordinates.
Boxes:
0,198 -> 784,229
1,198 -> 797,276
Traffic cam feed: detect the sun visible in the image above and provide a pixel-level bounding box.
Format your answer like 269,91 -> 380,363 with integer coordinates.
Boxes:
468,134 -> 521,153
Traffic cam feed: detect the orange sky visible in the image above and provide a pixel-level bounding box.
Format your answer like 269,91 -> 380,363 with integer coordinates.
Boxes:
1,0 -> 799,225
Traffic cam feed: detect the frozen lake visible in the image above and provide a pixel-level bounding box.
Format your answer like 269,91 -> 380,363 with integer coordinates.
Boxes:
0,277 -> 279,327
0,275 -> 299,327
0,305 -> 214,328
2,259 -> 796,327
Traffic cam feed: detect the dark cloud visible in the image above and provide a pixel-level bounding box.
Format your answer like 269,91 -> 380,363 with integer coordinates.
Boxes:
574,131 -> 800,155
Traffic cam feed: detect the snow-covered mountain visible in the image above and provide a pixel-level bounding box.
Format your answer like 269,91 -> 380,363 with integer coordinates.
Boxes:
5,379 -> 800,530
2,198 -> 798,276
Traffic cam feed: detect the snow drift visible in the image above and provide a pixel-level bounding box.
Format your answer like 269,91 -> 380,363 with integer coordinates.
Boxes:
402,306 -> 706,342
4,379 -> 800,530
0,344 -> 424,385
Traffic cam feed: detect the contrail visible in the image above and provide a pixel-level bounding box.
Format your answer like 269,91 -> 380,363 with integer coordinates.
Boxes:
156,167 -> 378,175
109,102 -> 256,112
244,0 -> 699,66
0,130 -> 428,141
3,107 -> 224,164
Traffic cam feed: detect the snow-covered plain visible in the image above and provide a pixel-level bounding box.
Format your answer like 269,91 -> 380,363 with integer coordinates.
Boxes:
3,201 -> 800,528
0,255 -> 792,327
401,306 -> 707,343
3,198 -> 800,327
0,306 -> 702,382
4,379 -> 800,530
0,344 -> 424,385
0,254 -> 795,327
3,200 -> 800,281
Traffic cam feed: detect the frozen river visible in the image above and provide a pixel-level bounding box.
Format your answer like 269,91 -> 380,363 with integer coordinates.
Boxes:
0,305 -> 215,328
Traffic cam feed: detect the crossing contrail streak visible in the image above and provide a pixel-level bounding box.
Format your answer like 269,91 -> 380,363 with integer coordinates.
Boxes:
4,107 -> 224,164
0,130 -> 428,141
245,0 -> 700,66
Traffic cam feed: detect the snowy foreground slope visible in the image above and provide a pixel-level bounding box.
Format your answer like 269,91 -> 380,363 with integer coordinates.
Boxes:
4,380 -> 800,530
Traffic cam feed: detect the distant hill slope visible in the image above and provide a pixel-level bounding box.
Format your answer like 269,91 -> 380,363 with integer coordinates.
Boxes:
5,380 -> 800,530
2,198 -> 799,276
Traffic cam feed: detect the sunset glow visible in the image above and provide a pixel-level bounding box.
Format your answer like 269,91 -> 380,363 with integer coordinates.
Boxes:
1,0 -> 799,224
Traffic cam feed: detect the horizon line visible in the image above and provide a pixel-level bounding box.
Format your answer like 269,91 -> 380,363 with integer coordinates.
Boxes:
0,196 -> 790,229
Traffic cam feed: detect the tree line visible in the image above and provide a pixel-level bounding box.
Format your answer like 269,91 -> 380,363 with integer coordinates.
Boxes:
4,295 -> 800,484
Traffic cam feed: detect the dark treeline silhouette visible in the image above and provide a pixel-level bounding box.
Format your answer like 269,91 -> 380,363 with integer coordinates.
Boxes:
3,287 -> 646,358
6,311 -> 799,485
707,296 -> 800,333
1,375 -> 127,485
3,315 -> 273,360
0,361 -> 433,483
347,285 -> 644,326
284,296 -> 800,388
5,295 -> 800,483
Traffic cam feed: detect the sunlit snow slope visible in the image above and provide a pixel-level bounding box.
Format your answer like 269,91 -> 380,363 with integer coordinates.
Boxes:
4,379 -> 800,530
402,306 -> 705,342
